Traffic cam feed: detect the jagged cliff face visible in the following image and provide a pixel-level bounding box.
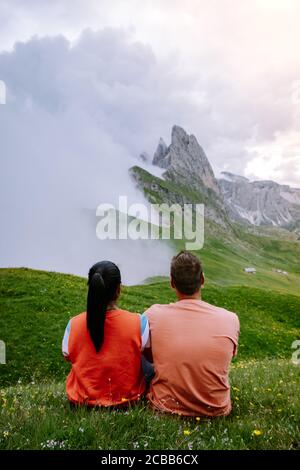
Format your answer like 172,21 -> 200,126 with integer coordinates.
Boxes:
132,125 -> 300,231
133,125 -> 229,227
152,125 -> 220,195
219,172 -> 300,229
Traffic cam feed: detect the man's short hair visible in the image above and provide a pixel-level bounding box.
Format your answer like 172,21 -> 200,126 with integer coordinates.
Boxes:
170,250 -> 203,295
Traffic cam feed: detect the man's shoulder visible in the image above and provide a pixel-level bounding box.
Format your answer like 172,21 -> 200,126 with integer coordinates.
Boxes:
202,301 -> 239,323
144,303 -> 174,318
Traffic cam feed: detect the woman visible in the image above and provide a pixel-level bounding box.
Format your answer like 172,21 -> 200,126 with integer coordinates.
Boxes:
62,261 -> 148,406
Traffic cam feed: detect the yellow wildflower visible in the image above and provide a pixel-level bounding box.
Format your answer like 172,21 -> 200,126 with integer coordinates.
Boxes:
183,430 -> 191,436
252,429 -> 262,437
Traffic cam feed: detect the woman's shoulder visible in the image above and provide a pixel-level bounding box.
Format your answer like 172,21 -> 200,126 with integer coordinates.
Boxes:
70,311 -> 87,323
112,308 -> 138,317
110,309 -> 144,325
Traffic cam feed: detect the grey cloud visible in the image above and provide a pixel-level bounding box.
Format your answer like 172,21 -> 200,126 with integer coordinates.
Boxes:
0,30 -> 179,282
0,23 -> 299,281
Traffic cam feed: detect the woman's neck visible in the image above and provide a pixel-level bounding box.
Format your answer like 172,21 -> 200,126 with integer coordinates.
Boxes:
107,301 -> 118,311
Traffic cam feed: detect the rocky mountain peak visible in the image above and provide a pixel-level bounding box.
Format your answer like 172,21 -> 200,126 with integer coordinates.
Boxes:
220,172 -> 249,184
218,173 -> 300,229
152,137 -> 169,167
132,125 -> 300,232
171,125 -> 190,147
152,125 -> 220,194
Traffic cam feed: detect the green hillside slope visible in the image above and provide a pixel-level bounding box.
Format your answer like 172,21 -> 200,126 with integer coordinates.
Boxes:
0,269 -> 299,449
131,165 -> 300,295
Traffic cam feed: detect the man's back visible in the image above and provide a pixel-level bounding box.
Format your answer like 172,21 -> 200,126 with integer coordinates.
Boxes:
145,299 -> 240,416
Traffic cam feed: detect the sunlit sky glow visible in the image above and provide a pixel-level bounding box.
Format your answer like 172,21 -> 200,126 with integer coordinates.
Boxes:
1,0 -> 300,187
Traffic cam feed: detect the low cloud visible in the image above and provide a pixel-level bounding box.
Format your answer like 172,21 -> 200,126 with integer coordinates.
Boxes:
0,30 -> 178,283
0,14 -> 300,279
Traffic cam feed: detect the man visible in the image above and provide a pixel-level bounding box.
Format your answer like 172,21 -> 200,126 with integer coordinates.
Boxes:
142,250 -> 240,417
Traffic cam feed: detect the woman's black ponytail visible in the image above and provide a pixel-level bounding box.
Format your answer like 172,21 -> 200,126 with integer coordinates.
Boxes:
86,261 -> 121,352
87,272 -> 106,352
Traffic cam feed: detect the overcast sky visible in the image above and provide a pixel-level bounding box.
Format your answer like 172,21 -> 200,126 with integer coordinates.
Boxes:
1,0 -> 300,185
0,0 -> 300,280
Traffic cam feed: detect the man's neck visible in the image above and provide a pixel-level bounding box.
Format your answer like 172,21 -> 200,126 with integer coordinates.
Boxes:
176,291 -> 201,301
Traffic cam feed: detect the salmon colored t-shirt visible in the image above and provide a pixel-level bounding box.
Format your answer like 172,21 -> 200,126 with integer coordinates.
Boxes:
145,299 -> 240,417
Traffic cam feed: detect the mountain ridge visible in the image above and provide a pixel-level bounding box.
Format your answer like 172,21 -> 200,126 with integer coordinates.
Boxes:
133,125 -> 300,233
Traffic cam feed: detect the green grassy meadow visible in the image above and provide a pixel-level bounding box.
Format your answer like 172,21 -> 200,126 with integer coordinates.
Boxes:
0,267 -> 299,450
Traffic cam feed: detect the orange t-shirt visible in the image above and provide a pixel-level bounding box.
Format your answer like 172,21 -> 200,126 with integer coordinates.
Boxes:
145,299 -> 240,417
65,310 -> 145,406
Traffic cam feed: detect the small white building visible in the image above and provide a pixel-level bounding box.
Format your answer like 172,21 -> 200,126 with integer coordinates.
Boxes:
244,267 -> 256,274
275,269 -> 288,276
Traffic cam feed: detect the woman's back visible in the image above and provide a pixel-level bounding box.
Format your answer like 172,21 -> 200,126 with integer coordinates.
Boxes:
62,260 -> 146,406
66,310 -> 145,406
